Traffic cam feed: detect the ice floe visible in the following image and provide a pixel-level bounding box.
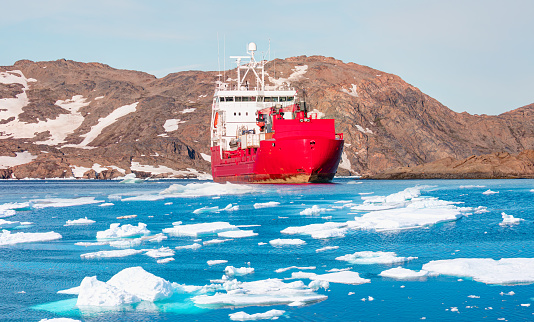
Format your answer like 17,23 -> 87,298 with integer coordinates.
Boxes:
0,202 -> 29,218
269,238 -> 306,246
225,266 -> 255,277
145,247 -> 175,258
253,201 -> 280,209
0,219 -> 20,229
0,230 -> 62,245
482,189 -> 499,195
229,309 -> 285,321
80,249 -> 143,259
203,238 -> 233,246
300,205 -> 330,215
422,258 -> 534,284
193,206 -> 220,214
379,267 -> 432,280
208,260 -> 228,266
157,258 -> 174,264
30,197 -> 104,208
281,222 -> 347,239
97,223 -> 150,239
176,243 -> 202,250
218,230 -> 258,238
99,203 -> 114,207
163,221 -> 237,237
336,251 -> 417,265
192,277 -> 326,308
499,212 -> 523,226
64,217 -> 95,226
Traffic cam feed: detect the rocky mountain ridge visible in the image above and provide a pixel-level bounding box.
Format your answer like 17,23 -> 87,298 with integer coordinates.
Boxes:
0,56 -> 533,179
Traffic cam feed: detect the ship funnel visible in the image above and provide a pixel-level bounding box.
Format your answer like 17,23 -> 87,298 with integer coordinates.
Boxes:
248,42 -> 257,52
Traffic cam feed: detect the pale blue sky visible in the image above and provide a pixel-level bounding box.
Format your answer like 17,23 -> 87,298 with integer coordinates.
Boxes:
2,0 -> 533,115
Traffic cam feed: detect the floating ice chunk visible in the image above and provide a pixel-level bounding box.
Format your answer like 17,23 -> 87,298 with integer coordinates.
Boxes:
99,203 -> 114,207
222,203 -> 239,211
281,222 -> 347,239
308,279 -> 329,291
97,223 -> 150,239
0,202 -> 29,218
500,291 -> 515,296
76,276 -> 140,307
347,207 -> 464,231
119,173 -> 145,184
147,233 -> 167,243
163,221 -> 237,237
107,267 -> 173,302
300,205 -> 329,215
192,278 -> 327,308
316,246 -> 339,252
0,219 -> 20,229
473,206 -> 489,214
31,197 -> 104,208
379,267 -> 431,280
310,271 -> 370,285
269,238 -> 306,246
276,266 -> 316,273
0,230 -> 62,245
336,251 -> 417,265
176,243 -> 202,250
160,182 -> 255,197
218,230 -> 258,238
253,201 -> 280,209
64,217 -> 95,226
468,295 -> 480,298
482,189 -> 499,195
193,206 -> 220,214
225,266 -> 255,277
521,303 -> 531,307
208,260 -> 228,266
289,272 -> 318,279
229,309 -> 285,321
80,249 -> 143,259
203,238 -> 233,246
145,247 -> 175,258
157,258 -> 174,264
499,212 -> 523,226
75,241 -> 108,247
422,258 -> 534,284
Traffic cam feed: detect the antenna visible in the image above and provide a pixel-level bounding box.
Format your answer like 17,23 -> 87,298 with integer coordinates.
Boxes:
223,35 -> 226,82
217,33 -> 220,80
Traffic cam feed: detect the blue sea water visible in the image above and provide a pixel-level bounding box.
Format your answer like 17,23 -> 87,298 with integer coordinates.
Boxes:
1,178 -> 533,321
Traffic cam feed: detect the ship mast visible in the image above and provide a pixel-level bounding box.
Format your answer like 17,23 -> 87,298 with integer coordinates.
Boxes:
229,42 -> 265,91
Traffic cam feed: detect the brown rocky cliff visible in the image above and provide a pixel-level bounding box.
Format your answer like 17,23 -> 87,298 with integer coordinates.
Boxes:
0,56 -> 533,179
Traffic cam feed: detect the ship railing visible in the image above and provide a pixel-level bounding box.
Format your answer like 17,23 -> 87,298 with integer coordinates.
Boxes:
335,133 -> 344,140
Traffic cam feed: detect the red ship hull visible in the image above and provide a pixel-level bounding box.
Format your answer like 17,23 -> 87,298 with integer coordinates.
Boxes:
211,118 -> 344,183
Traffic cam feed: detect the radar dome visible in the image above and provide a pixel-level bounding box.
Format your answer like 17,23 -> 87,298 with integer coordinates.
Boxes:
248,42 -> 257,52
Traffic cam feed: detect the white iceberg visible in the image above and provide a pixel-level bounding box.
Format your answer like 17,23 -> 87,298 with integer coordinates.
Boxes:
269,238 -> 306,246
0,202 -> 29,218
96,223 -> 150,239
65,217 -> 95,226
229,309 -> 285,321
379,267 -> 431,280
300,205 -> 329,215
225,266 -> 255,277
80,249 -> 143,259
0,230 -> 62,246
482,189 -> 499,195
207,260 -> 228,266
336,251 -> 417,265
281,222 -> 347,239
30,197 -> 104,208
253,201 -> 280,209
192,278 -> 327,307
176,243 -> 202,250
106,266 -> 174,302
145,247 -> 175,258
422,258 -> 534,284
218,230 -> 258,238
76,276 -> 141,307
316,246 -> 339,252
163,221 -> 237,237
499,212 -> 523,226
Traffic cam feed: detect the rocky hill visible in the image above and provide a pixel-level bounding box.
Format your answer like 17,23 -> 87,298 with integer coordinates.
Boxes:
0,56 -> 533,179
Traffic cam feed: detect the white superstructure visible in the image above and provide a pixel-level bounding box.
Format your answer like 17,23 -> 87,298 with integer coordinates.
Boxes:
210,43 -> 299,152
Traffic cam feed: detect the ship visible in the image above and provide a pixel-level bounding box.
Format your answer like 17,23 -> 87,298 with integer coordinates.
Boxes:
210,42 -> 344,183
